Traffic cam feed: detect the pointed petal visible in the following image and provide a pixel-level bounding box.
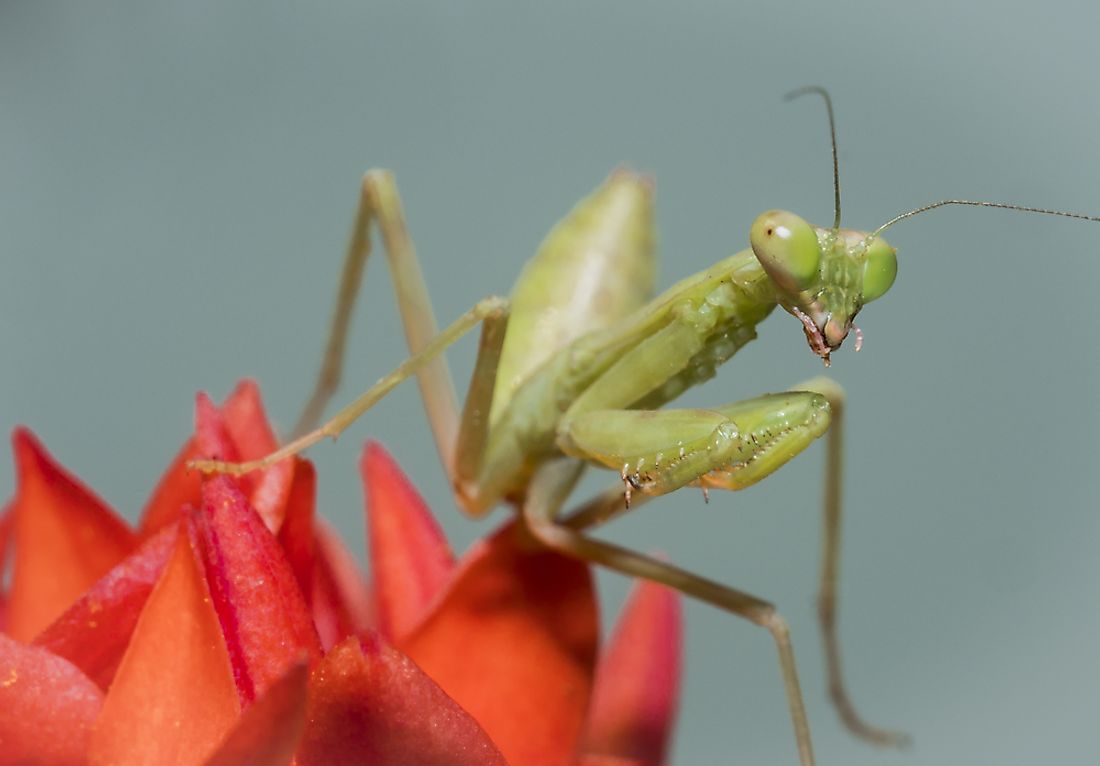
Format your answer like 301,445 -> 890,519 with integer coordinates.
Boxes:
140,382 -> 290,538
583,581 -> 682,766
0,505 -> 12,632
194,391 -> 240,462
219,380 -> 278,457
311,520 -> 374,650
315,519 -> 374,630
399,522 -> 598,766
311,555 -> 356,653
192,477 -> 321,705
0,634 -> 103,766
7,429 -> 137,640
138,436 -> 202,538
361,442 -> 453,641
220,381 -> 294,532
88,521 -> 240,766
203,660 -> 308,766
298,634 -> 508,766
276,460 -> 317,598
33,525 -> 177,689
192,389 -> 289,532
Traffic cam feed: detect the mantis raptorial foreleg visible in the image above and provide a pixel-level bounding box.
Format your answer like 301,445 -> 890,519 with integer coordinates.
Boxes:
522,458 -> 815,766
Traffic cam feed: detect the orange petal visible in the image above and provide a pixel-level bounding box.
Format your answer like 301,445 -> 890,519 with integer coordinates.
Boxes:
0,634 -> 103,766
311,519 -> 374,650
33,525 -> 177,690
297,634 -> 508,766
399,522 -> 598,766
576,757 -> 647,766
192,477 -> 322,704
88,520 -> 240,766
7,428 -> 136,640
203,660 -> 309,766
361,442 -> 453,641
583,580 -> 682,766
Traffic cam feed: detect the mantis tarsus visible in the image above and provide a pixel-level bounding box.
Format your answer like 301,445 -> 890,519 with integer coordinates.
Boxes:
192,88 -> 1100,765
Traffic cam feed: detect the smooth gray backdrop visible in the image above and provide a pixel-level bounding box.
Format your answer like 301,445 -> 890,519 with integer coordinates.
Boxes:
3,3 -> 1098,765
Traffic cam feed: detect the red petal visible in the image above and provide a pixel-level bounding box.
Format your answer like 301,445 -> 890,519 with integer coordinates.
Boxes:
195,391 -> 240,462
316,519 -> 373,629
0,505 -> 12,632
0,502 -> 13,575
221,381 -> 294,532
311,551 -> 356,652
88,521 -> 240,766
277,460 -> 317,598
192,476 -> 322,705
583,581 -> 682,766
136,392 -> 235,539
399,522 -> 598,766
140,382 -> 292,538
311,520 -> 374,650
7,429 -> 137,641
138,436 -> 202,538
203,660 -> 308,766
219,379 -> 278,458
32,524 -> 177,690
0,634 -> 103,766
361,442 -> 453,641
297,634 -> 508,766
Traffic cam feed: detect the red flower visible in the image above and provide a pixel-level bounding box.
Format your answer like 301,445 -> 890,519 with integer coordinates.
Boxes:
0,381 -> 681,766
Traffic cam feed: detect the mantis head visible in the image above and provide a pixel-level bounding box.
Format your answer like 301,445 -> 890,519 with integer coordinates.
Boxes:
750,210 -> 897,365
757,86 -> 1100,365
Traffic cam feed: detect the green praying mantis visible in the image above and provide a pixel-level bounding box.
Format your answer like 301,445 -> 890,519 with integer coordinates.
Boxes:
192,88 -> 1100,765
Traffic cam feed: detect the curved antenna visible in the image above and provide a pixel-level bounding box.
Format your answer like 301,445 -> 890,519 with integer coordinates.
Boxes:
871,199 -> 1100,239
785,85 -> 842,230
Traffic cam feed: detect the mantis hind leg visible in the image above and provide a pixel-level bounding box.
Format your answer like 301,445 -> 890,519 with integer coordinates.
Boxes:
193,171 -> 509,486
294,170 -> 465,473
797,376 -> 909,749
192,169 -> 510,484
523,458 -> 816,766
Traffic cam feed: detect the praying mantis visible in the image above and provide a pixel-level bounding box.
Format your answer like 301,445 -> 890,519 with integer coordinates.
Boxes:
191,88 -> 1100,765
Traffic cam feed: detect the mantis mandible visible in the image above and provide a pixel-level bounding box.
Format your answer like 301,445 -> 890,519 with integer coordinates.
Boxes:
192,87 -> 1100,765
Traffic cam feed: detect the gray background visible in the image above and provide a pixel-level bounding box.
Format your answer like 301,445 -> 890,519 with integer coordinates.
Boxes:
3,2 -> 1099,765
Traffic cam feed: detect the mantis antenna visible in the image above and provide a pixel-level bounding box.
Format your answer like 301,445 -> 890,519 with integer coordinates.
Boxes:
871,199 -> 1100,239
785,85 -> 842,231
783,88 -> 1100,240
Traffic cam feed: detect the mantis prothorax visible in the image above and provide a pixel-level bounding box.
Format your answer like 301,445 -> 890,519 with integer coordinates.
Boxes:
191,87 -> 1100,766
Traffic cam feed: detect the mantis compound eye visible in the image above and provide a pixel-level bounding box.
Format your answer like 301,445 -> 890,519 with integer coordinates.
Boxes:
860,237 -> 898,303
750,210 -> 822,294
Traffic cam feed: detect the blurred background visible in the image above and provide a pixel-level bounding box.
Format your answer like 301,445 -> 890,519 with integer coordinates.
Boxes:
3,2 -> 1099,764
